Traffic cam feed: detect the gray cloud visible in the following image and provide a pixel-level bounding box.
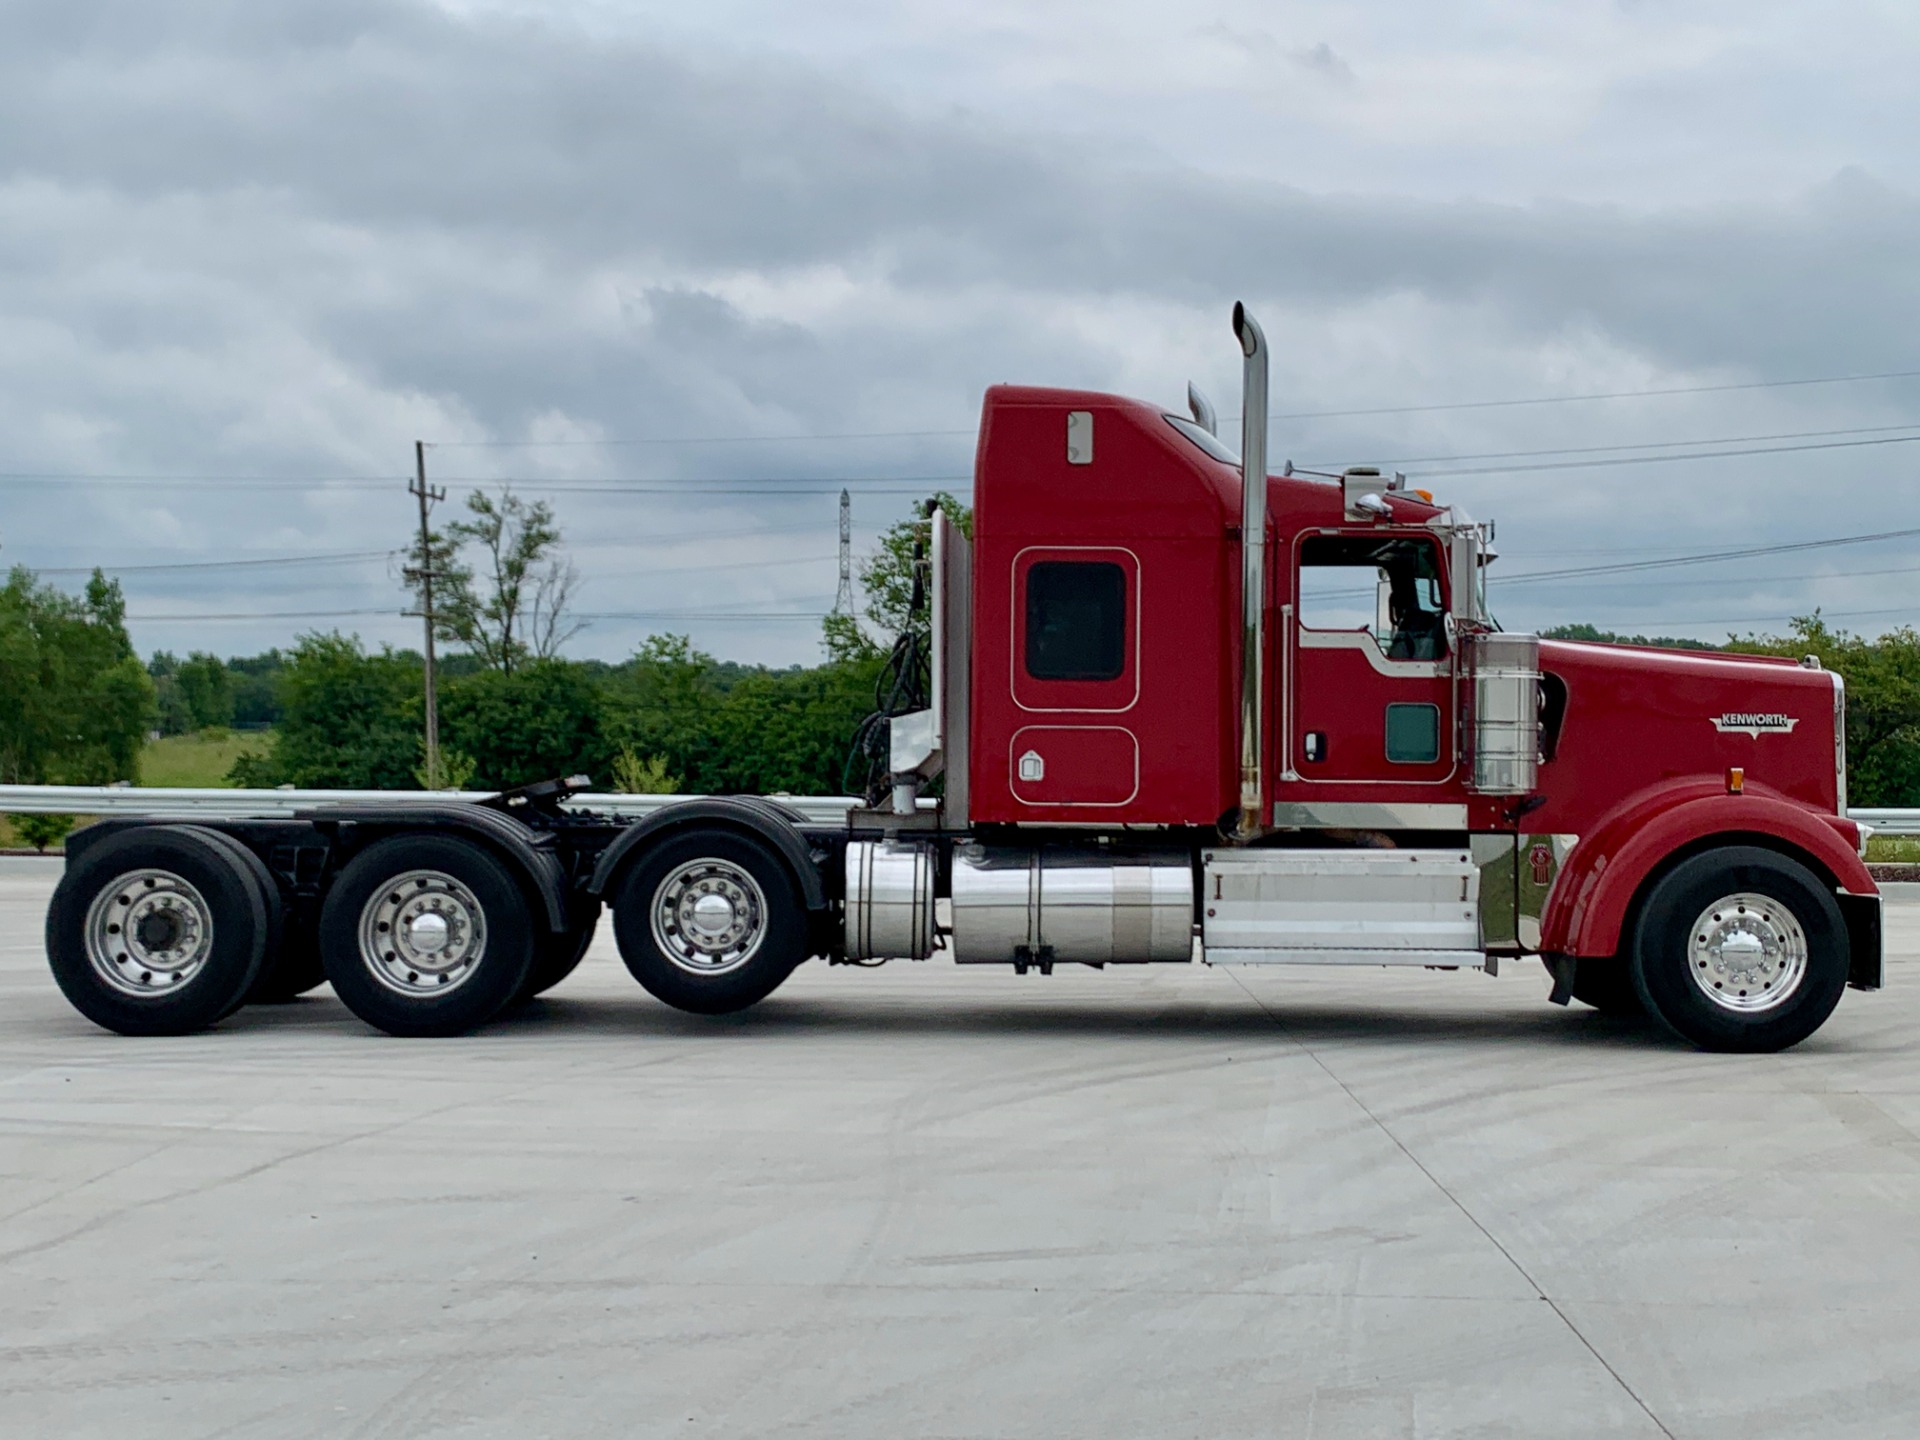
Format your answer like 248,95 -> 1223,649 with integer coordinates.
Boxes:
1,0 -> 1916,659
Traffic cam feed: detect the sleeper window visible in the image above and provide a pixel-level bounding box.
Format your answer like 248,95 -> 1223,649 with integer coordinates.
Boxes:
1025,561 -> 1126,681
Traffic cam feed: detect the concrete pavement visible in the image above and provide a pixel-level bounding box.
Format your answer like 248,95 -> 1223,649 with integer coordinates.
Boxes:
2,855 -> 1917,1438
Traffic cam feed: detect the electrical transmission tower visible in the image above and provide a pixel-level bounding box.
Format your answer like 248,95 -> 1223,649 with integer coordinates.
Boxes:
834,487 -> 854,615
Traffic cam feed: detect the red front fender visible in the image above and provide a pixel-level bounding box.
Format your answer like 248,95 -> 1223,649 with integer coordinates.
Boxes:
1540,780 -> 1874,958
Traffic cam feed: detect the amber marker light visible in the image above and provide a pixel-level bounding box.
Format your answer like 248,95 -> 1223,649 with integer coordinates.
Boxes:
1727,767 -> 1745,794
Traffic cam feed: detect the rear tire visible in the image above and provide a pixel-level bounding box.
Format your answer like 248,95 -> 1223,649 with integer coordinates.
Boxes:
320,835 -> 537,1037
46,825 -> 272,1036
1630,846 -> 1847,1053
611,830 -> 806,1015
513,902 -> 600,1003
249,927 -> 328,1003
1570,959 -> 1644,1017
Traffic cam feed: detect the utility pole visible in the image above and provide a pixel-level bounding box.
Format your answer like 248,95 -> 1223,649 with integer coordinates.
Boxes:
835,487 -> 854,615
405,442 -> 447,789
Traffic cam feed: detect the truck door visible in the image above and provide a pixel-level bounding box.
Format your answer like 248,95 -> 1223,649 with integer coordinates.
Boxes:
1286,532 -> 1456,786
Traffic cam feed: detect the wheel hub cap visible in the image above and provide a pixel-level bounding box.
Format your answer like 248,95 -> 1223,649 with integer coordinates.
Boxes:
1686,892 -> 1808,1014
358,870 -> 487,997
84,869 -> 216,997
651,859 -> 768,975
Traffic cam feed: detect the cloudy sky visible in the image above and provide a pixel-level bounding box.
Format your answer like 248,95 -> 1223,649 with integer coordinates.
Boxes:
4,0 -> 1919,665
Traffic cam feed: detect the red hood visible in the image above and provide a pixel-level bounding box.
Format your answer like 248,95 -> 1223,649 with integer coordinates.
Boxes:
1527,639 -> 1843,833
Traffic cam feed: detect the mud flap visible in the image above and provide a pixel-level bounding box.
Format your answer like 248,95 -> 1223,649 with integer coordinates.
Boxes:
1544,954 -> 1578,1007
1837,891 -> 1883,991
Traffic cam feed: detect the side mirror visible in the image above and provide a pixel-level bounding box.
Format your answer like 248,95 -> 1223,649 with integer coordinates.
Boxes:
1448,527 -> 1482,626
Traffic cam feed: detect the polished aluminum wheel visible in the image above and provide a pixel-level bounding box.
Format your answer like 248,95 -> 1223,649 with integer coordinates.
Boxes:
650,858 -> 767,975
1686,891 -> 1808,1014
84,868 -> 216,997
358,869 -> 487,997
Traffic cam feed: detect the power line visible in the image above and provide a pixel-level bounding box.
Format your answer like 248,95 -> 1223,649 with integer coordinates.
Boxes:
126,607 -> 397,622
0,472 -> 966,495
422,364 -> 1920,446
427,429 -> 976,447
1540,604 -> 1919,631
1416,431 -> 1920,480
1334,420 -> 1920,469
35,549 -> 393,577
578,611 -> 829,622
1491,525 -> 1920,585
1269,366 -> 1920,421
1533,561 -> 1920,594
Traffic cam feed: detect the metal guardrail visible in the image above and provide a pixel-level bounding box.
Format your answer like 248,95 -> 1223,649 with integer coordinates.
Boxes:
1845,809 -> 1920,837
0,784 -> 864,827
2,784 -> 1915,835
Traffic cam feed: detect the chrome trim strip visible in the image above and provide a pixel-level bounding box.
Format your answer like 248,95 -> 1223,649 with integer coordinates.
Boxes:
1296,626 -> 1447,679
1832,670 -> 1848,816
1206,948 -> 1485,968
1270,801 -> 1469,830
1008,725 -> 1140,808
1009,544 -> 1142,714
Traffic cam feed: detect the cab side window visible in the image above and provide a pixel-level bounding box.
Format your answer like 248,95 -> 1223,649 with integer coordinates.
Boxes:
1025,560 -> 1126,680
1296,535 -> 1448,661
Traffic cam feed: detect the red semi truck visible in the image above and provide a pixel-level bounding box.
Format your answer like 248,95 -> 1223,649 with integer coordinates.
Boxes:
45,306 -> 1880,1051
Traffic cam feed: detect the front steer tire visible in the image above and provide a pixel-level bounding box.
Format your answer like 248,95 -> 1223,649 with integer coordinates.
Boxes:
319,835 -> 538,1037
611,830 -> 807,1015
1630,846 -> 1848,1053
46,825 -> 273,1036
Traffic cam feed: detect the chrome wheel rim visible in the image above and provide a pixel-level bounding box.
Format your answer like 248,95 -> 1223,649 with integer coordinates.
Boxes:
84,869 -> 216,997
358,869 -> 486,997
650,858 -> 767,975
1686,891 -> 1808,1014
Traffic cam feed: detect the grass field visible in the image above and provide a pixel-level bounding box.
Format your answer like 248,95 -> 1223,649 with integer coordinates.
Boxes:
0,730 -> 273,850
1866,834 -> 1920,863
139,729 -> 272,788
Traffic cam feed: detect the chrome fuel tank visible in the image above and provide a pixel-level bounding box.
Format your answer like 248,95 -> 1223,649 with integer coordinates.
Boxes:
844,840 -> 936,960
950,846 -> 1192,965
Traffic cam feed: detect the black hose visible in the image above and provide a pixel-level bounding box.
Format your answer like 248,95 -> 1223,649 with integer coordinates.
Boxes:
842,506 -> 935,804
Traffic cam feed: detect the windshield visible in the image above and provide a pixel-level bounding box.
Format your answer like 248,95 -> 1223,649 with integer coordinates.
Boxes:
1164,415 -> 1239,466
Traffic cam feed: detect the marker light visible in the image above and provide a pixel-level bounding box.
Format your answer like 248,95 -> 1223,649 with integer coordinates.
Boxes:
1413,488 -> 1434,503
1727,767 -> 1745,795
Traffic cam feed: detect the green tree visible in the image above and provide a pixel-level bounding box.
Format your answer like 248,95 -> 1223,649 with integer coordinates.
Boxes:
148,650 -> 192,735
0,566 -> 155,783
227,650 -> 286,727
438,661 -> 610,789
409,487 -> 582,674
228,633 -> 420,788
611,748 -> 678,793
599,635 -> 881,797
1730,614 -> 1920,807
824,492 -> 971,662
1541,624 -> 1720,653
176,651 -> 235,730
600,635 -> 726,790
12,812 -> 75,852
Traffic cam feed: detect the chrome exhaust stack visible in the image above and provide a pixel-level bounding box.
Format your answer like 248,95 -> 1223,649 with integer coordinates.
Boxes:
1232,302 -> 1269,838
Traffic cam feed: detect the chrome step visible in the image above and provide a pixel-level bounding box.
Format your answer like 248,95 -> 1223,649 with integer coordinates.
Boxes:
1201,848 -> 1481,965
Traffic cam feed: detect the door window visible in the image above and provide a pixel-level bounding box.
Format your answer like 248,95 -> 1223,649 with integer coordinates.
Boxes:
1297,535 -> 1448,661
